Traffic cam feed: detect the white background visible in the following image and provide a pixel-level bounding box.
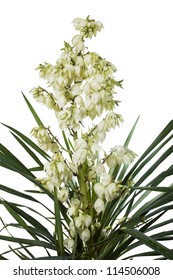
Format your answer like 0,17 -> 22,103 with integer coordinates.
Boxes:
0,0 -> 173,261
0,0 -> 172,152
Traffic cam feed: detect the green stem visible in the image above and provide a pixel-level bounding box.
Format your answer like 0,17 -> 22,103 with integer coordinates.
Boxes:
78,165 -> 88,210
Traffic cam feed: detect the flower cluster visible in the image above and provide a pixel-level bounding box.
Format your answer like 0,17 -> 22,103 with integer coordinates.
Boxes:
30,16 -> 136,247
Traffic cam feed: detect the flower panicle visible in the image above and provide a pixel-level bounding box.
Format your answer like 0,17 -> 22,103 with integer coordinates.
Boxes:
29,16 -> 137,247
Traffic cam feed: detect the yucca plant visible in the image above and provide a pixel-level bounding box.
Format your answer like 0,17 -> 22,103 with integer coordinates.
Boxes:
0,16 -> 173,260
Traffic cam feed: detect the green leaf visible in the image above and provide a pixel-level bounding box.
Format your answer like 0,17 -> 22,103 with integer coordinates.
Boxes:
1,200 -> 28,228
122,227 -> 173,259
0,235 -> 56,250
123,120 -> 173,183
135,145 -> 173,186
22,92 -> 44,127
9,203 -> 54,241
11,132 -> 43,168
0,184 -> 38,202
34,255 -> 71,260
0,143 -> 34,176
8,245 -> 30,260
131,186 -> 173,192
0,256 -> 8,260
54,187 -> 65,255
124,115 -> 140,147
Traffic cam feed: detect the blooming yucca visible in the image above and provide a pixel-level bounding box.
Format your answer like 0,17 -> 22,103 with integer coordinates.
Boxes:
1,16 -> 172,260
30,16 -> 136,249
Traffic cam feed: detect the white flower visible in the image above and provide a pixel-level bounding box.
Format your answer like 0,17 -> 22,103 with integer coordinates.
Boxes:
64,238 -> 74,249
75,56 -> 84,67
51,176 -> 60,188
31,127 -> 51,151
69,221 -> 76,238
91,92 -> 101,104
105,183 -> 119,202
101,173 -> 112,185
72,34 -> 83,45
50,143 -> 59,153
83,82 -> 91,94
73,107 -> 83,124
44,178 -> 54,193
91,143 -> 100,155
75,214 -> 84,229
85,98 -> 94,110
72,35 -> 85,54
58,188 -> 69,203
84,54 -> 92,65
95,74 -> 104,83
94,198 -> 105,214
79,228 -> 90,242
106,112 -> 123,129
106,155 -> 117,168
97,120 -> 109,132
57,162 -> 65,173
56,95 -> 67,108
74,139 -> 87,150
73,18 -> 86,31
71,197 -> 80,207
95,103 -> 102,114
94,21 -> 104,33
95,163 -> 106,176
73,145 -> 88,166
67,205 -> 76,216
97,132 -> 106,142
83,214 -> 92,228
44,162 -> 52,176
94,183 -> 105,198
74,96 -> 83,106
91,79 -> 100,91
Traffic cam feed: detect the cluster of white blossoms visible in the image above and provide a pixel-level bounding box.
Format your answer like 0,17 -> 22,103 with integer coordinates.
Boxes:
30,17 -> 136,246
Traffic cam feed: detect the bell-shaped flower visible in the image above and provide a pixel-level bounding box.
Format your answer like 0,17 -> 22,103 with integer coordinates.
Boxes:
74,213 -> 84,229
106,155 -> 117,168
101,173 -> 112,185
95,163 -> 106,176
94,198 -> 105,214
71,84 -> 82,97
83,214 -> 92,228
64,238 -> 74,250
56,95 -> 67,108
58,188 -> 69,203
74,138 -> 87,150
67,205 -> 76,217
72,148 -> 87,166
105,183 -> 119,202
79,228 -> 90,242
94,183 -> 105,198
69,221 -> 76,238
73,18 -> 86,31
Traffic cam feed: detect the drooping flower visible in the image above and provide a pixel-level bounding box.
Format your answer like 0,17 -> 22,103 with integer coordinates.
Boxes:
79,228 -> 91,242
94,198 -> 105,214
